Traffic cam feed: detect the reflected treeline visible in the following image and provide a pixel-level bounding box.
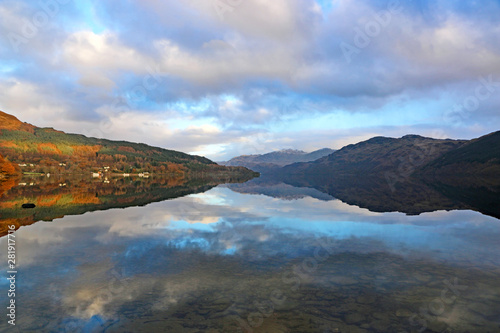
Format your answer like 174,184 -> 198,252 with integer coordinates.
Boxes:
0,172 -> 256,236
224,176 -> 334,201
229,175 -> 500,219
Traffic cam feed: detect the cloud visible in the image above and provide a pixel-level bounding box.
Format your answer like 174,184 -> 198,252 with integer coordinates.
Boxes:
0,79 -> 70,125
1,0 -> 499,160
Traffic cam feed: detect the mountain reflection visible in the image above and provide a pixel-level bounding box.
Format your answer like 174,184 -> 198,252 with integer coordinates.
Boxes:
0,174 -> 251,237
4,171 -> 499,239
1,185 -> 499,332
230,175 -> 500,219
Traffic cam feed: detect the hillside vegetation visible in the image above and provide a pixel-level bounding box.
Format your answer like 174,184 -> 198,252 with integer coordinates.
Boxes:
0,110 -> 254,178
0,154 -> 19,178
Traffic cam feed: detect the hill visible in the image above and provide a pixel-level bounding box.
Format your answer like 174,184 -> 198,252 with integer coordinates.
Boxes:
417,131 -> 500,186
279,132 -> 500,217
221,148 -> 335,173
0,110 -> 256,178
280,135 -> 465,189
0,111 -> 36,133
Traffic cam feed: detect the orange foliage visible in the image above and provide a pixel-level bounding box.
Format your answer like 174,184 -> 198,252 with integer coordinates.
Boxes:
0,141 -> 19,149
71,193 -> 100,204
0,154 -> 19,177
117,146 -> 137,153
0,201 -> 18,209
166,162 -> 186,172
37,143 -> 62,154
0,176 -> 18,198
37,194 -> 63,207
165,176 -> 187,187
72,145 -> 102,156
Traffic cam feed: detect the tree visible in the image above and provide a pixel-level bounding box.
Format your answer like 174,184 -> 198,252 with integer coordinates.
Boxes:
0,154 -> 19,176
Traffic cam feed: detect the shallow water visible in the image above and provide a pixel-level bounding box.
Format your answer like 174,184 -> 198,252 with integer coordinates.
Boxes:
1,182 -> 500,332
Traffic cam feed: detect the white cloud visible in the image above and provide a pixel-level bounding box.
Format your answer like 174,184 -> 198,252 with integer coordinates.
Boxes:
0,79 -> 69,126
1,0 -> 499,161
391,14 -> 500,79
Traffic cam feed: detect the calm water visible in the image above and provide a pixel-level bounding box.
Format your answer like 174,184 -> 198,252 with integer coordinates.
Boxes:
1,179 -> 500,332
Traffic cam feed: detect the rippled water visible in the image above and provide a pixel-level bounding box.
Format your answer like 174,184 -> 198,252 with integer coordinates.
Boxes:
1,183 -> 500,332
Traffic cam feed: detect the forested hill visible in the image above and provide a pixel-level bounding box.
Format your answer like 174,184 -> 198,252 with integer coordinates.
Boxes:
0,110 -> 251,176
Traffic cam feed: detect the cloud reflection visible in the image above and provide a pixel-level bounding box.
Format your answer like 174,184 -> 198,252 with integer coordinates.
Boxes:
2,186 -> 500,331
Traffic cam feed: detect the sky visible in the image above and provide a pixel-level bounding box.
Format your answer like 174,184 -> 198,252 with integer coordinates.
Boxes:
0,0 -> 499,161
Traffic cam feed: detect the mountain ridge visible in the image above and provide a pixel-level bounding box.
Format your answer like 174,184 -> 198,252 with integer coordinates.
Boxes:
221,147 -> 335,173
277,131 -> 500,218
0,110 -> 257,178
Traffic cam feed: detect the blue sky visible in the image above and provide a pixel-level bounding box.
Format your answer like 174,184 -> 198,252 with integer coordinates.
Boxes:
0,0 -> 499,160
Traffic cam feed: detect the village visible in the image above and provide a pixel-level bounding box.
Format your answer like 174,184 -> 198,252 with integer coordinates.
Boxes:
16,163 -> 152,187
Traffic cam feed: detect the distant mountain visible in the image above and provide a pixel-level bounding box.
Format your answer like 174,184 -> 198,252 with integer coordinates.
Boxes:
278,132 -> 500,218
224,175 -> 335,201
0,110 -> 257,179
221,148 -> 335,173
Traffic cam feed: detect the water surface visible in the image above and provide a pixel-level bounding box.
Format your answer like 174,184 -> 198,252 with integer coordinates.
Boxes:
1,179 -> 499,332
